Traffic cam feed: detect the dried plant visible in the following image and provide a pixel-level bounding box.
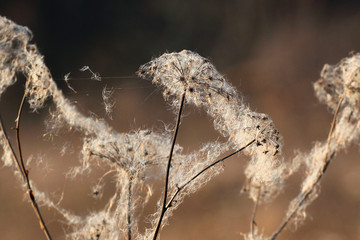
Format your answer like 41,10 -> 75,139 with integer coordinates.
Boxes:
0,16 -> 359,240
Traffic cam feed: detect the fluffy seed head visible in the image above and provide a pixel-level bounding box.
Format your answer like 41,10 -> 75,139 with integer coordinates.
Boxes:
314,53 -> 360,114
137,50 -> 236,105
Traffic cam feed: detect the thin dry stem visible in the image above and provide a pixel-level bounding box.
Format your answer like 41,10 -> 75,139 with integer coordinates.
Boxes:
0,116 -> 25,180
270,93 -> 345,240
166,139 -> 256,210
127,175 -> 133,240
152,92 -> 186,240
15,90 -> 52,240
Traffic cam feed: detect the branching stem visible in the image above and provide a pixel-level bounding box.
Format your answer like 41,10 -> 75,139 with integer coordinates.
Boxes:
152,92 -> 186,240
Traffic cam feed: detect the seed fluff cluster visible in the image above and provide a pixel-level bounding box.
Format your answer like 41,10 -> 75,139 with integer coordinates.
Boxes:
278,53 -> 360,231
1,15 -> 359,240
0,16 -> 230,239
138,50 -> 285,201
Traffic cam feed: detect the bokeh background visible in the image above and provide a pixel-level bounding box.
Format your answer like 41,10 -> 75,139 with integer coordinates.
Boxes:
0,1 -> 360,239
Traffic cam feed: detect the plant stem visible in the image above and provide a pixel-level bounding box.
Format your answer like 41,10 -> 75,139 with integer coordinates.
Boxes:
250,186 -> 261,238
15,90 -> 52,240
270,93 -> 345,240
165,139 -> 255,210
152,92 -> 186,240
0,116 -> 26,180
127,175 -> 133,240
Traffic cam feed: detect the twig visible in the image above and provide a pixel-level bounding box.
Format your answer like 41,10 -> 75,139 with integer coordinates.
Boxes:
250,186 -> 261,238
270,93 -> 345,240
165,139 -> 256,210
14,90 -> 53,240
152,92 -> 186,240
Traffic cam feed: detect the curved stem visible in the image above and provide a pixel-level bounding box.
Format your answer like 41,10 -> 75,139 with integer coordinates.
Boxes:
0,116 -> 26,180
152,92 -> 186,240
165,139 -> 255,210
15,91 -> 53,240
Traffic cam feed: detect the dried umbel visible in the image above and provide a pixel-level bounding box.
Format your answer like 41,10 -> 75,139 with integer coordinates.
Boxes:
137,50 -> 236,104
313,53 -> 360,149
138,50 -> 285,201
0,17 -> 53,111
0,17 -> 32,96
315,53 -> 360,114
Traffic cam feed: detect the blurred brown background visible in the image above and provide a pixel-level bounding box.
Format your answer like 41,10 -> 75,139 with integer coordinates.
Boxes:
0,0 -> 360,239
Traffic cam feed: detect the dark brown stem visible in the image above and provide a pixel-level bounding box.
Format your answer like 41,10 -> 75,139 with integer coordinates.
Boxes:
152,92 -> 186,240
16,92 -> 30,186
127,175 -> 133,240
270,93 -> 345,240
14,91 -> 53,240
165,139 -> 255,209
0,116 -> 26,180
